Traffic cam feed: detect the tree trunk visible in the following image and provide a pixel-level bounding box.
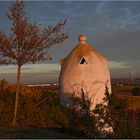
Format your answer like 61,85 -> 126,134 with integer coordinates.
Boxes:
12,65 -> 21,127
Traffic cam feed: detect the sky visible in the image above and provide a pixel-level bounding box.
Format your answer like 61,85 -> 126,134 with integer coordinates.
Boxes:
0,1 -> 140,84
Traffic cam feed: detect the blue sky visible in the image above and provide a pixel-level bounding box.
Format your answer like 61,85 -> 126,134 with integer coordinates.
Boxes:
0,1 -> 140,84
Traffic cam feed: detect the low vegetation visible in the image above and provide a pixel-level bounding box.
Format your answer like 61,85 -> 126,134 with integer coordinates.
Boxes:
0,79 -> 140,138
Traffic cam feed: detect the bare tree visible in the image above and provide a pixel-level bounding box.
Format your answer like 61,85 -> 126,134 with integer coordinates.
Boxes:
0,1 -> 68,127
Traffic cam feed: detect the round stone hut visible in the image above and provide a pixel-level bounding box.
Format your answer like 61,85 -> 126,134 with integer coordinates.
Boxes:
59,35 -> 111,109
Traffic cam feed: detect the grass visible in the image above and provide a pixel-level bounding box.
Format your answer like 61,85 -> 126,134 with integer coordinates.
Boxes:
112,85 -> 140,111
116,94 -> 140,111
112,85 -> 134,95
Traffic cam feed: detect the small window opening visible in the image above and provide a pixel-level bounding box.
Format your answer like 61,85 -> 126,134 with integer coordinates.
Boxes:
80,57 -> 88,64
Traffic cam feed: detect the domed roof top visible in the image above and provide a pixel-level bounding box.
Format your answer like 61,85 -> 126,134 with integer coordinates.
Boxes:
60,35 -> 107,65
78,34 -> 87,43
67,42 -> 93,58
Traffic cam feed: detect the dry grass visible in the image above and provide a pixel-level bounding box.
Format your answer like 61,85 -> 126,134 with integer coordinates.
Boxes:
112,85 -> 134,94
116,94 -> 140,111
112,85 -> 140,111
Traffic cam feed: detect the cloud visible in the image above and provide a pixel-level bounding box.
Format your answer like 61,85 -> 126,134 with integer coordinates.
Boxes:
109,61 -> 130,70
0,64 -> 61,74
0,73 -> 59,84
0,64 -> 61,84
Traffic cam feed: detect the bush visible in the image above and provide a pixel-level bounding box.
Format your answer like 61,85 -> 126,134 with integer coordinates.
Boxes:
0,90 -> 15,126
0,84 -> 69,128
132,87 -> 140,96
18,90 -> 69,128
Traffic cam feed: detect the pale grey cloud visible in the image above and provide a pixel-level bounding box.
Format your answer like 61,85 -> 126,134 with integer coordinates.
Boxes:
109,61 -> 130,70
0,64 -> 60,74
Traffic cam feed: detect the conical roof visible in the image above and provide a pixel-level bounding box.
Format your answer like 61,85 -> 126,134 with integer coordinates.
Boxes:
61,35 -> 107,66
65,43 -> 93,61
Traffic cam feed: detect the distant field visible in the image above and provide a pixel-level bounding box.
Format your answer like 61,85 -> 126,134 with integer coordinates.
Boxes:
116,94 -> 140,111
34,84 -> 140,93
112,85 -> 140,94
112,85 -> 140,111
29,84 -> 140,111
33,85 -> 58,91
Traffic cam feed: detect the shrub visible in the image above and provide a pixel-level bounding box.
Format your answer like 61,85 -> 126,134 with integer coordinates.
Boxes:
132,87 -> 140,96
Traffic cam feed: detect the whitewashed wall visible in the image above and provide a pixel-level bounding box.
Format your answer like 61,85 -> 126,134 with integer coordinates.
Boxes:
59,41 -> 111,110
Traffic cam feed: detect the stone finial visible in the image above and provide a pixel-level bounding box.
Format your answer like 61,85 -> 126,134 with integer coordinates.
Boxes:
78,34 -> 87,44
